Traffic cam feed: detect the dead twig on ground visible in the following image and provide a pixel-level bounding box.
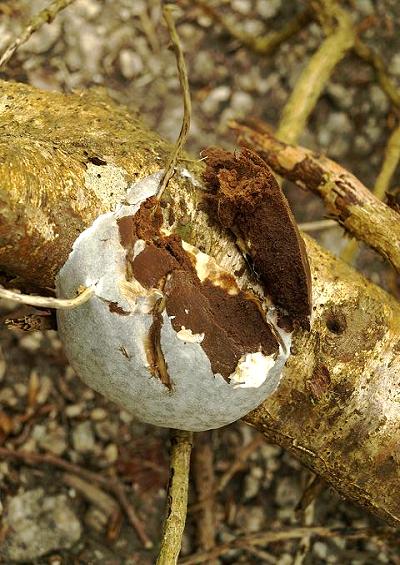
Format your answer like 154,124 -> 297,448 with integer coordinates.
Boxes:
293,473 -> 322,565
156,429 -> 193,565
374,123 -> 400,200
298,219 -> 337,232
217,434 -> 265,494
277,0 -> 354,144
0,447 -> 152,548
189,434 -> 265,514
0,0 -> 76,70
194,1 -> 311,56
354,38 -> 400,110
295,476 -> 326,518
159,4 -> 192,197
180,525 -> 396,564
5,311 -> 56,332
192,431 -> 216,560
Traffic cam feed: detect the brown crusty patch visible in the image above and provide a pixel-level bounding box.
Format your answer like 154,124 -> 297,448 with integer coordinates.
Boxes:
117,200 -> 279,381
132,234 -> 279,379
202,147 -> 312,330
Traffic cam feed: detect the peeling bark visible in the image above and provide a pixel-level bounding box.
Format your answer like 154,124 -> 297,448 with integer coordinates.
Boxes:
0,81 -> 399,527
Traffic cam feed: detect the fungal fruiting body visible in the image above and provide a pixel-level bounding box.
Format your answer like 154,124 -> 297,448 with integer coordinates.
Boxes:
56,170 -> 299,431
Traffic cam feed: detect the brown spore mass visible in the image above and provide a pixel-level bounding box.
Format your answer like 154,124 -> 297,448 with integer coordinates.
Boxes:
117,196 -> 163,252
202,147 -> 312,330
165,272 -> 278,377
117,200 -> 279,381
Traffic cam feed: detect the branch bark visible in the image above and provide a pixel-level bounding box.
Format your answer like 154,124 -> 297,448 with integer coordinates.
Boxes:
1,80 -> 400,528
232,120 -> 400,273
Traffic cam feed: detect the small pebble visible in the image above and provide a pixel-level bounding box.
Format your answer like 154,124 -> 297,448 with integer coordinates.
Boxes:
313,541 -> 329,560
33,424 -> 67,456
0,387 -> 18,407
14,383 -> 27,397
369,85 -> 389,114
119,49 -> 143,79
37,375 -> 52,404
90,407 -> 107,421
104,443 -> 118,463
84,506 -> 108,533
0,358 -> 6,382
66,404 -> 84,418
256,0 -> 281,19
95,419 -> 119,441
389,53 -> 400,76
232,0 -> 252,16
277,554 -> 294,565
20,333 -> 42,352
72,421 -> 96,453
202,85 -> 231,116
2,489 -> 81,561
355,0 -> 375,15
119,410 -> 134,424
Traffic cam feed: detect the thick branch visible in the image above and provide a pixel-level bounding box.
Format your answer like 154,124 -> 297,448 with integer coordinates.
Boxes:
0,81 -> 400,528
232,120 -> 400,272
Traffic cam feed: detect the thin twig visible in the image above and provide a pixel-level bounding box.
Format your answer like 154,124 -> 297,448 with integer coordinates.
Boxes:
298,219 -> 337,232
192,431 -> 216,560
293,473 -> 323,565
277,0 -> 355,144
189,434 -> 265,514
295,476 -> 325,517
244,546 -> 277,564
180,525 -> 395,564
217,434 -> 264,493
194,1 -> 311,56
5,311 -> 56,332
0,447 -> 153,549
0,0 -> 76,70
112,480 -> 153,549
0,286 -> 94,310
157,429 -> 193,565
159,4 -> 192,197
62,472 -> 120,517
374,123 -> 400,200
293,500 -> 316,565
354,38 -> 400,109
341,122 -> 400,264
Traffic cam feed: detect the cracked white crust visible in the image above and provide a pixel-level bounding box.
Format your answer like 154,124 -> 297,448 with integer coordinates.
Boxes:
56,172 -> 292,431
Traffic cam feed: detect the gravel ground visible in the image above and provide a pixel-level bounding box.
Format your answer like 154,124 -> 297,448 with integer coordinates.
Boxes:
0,0 -> 399,563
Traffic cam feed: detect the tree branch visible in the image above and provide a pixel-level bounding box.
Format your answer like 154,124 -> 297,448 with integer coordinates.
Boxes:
0,81 -> 400,528
276,0 -> 355,144
232,120 -> 400,272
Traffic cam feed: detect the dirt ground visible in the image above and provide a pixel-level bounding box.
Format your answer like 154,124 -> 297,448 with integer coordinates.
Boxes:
0,0 -> 399,563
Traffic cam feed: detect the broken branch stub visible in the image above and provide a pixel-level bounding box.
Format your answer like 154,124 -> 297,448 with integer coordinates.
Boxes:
56,172 -> 292,431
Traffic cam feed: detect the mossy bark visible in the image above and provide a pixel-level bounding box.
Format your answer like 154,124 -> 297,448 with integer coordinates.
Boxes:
1,80 -> 399,527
